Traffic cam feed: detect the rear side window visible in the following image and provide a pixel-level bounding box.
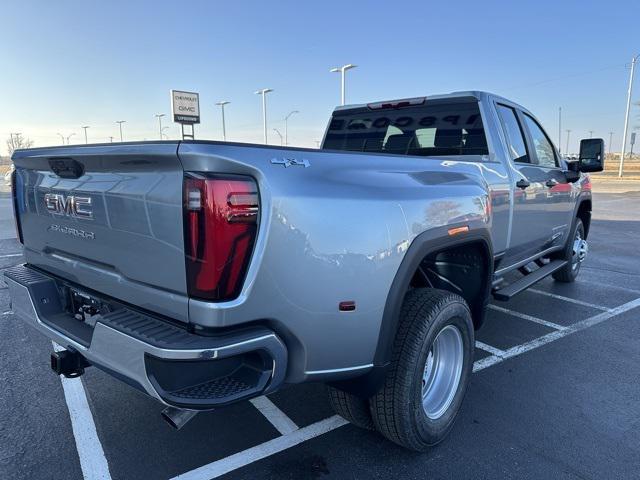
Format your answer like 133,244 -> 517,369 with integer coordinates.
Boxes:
496,104 -> 529,164
522,114 -> 558,168
323,101 -> 488,156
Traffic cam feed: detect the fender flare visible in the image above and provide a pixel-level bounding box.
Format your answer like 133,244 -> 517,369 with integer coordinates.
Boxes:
374,223 -> 494,367
329,223 -> 493,398
571,192 -> 592,239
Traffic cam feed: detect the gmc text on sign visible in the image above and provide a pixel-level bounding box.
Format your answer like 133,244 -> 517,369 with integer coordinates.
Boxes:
171,90 -> 200,124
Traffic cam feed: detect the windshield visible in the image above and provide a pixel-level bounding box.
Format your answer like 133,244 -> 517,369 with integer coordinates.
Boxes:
322,100 -> 487,156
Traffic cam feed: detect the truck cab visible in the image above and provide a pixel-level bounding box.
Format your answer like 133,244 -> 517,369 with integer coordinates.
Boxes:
321,91 -> 599,286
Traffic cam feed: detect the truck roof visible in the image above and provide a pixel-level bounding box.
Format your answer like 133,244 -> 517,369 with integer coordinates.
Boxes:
333,90 -> 530,115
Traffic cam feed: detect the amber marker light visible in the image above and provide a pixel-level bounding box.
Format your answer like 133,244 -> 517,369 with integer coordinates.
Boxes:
447,226 -> 469,236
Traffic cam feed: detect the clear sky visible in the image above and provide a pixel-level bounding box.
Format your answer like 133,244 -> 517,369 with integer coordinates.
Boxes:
1,0 -> 638,154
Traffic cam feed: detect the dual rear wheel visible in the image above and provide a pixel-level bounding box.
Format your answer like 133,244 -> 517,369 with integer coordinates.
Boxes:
327,289 -> 474,451
327,218 -> 587,450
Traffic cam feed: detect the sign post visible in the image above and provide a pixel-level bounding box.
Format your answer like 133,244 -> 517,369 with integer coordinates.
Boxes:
171,90 -> 200,140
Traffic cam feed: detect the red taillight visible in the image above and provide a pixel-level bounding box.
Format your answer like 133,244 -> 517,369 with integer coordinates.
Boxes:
183,174 -> 259,301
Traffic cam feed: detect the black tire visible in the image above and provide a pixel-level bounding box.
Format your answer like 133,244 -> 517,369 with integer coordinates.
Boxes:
552,218 -> 585,283
369,289 -> 474,451
326,385 -> 375,430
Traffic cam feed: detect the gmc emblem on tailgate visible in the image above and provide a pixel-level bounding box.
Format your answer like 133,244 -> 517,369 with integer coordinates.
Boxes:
44,193 -> 93,219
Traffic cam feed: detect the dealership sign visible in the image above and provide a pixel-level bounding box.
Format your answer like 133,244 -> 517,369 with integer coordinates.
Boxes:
171,90 -> 200,124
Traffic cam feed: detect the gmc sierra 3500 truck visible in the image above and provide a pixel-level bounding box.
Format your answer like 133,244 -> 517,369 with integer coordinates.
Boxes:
6,91 -> 604,451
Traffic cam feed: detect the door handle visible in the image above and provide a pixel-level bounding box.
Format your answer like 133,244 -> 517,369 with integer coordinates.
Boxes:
516,179 -> 530,189
545,179 -> 559,188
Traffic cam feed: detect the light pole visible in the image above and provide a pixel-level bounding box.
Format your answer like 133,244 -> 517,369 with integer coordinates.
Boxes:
155,114 -> 165,140
81,126 -> 90,144
254,89 -> 273,144
558,107 -> 562,154
608,132 -> 614,156
57,133 -> 65,145
565,129 -> 571,155
273,128 -> 284,146
216,101 -> 230,141
66,133 -> 76,145
284,110 -> 299,146
620,54 -> 639,177
108,136 -> 114,143
589,130 -> 594,138
330,64 -> 357,106
116,120 -> 126,142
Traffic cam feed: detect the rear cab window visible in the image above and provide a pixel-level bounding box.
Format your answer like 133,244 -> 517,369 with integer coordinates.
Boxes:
322,97 -> 488,157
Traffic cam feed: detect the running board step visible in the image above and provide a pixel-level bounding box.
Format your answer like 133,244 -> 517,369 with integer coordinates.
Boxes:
492,259 -> 568,301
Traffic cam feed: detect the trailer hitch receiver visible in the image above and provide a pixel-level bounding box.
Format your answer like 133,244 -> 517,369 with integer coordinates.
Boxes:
51,349 -> 91,378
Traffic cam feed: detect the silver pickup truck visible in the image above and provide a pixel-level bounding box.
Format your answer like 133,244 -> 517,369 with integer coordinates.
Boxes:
6,91 -> 603,450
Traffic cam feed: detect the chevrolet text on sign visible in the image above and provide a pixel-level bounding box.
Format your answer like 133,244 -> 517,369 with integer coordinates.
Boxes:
171,90 -> 200,124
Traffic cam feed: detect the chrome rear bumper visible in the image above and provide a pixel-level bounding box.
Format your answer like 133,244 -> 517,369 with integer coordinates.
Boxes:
4,264 -> 287,409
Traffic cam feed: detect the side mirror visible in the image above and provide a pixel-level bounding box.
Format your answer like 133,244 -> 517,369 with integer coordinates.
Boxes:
564,164 -> 580,182
578,138 -> 605,172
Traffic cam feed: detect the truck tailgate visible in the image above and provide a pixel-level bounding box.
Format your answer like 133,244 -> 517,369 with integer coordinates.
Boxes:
12,143 -> 189,322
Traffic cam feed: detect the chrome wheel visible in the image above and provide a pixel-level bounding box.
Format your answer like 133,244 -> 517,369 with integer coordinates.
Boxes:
421,324 -> 464,420
571,229 -> 588,271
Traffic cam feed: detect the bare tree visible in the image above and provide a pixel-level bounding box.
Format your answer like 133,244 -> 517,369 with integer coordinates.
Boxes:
6,134 -> 34,156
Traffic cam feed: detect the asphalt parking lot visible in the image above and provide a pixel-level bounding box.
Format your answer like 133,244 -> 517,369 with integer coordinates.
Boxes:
1,184 -> 639,480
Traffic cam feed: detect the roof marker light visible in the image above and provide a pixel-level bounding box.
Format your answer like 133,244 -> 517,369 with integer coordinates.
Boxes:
367,97 -> 426,110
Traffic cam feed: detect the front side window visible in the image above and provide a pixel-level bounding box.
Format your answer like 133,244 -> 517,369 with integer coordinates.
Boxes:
496,104 -> 529,163
522,114 -> 558,168
323,100 -> 488,156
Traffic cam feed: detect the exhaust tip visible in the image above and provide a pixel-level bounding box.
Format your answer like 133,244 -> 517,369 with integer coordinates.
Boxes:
161,406 -> 198,430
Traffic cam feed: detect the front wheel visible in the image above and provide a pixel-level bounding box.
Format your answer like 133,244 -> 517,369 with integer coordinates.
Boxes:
369,289 -> 474,451
552,218 -> 587,283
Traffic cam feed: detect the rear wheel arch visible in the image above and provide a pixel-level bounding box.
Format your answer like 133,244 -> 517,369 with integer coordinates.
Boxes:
575,198 -> 592,238
327,227 -> 492,400
375,226 -> 493,367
